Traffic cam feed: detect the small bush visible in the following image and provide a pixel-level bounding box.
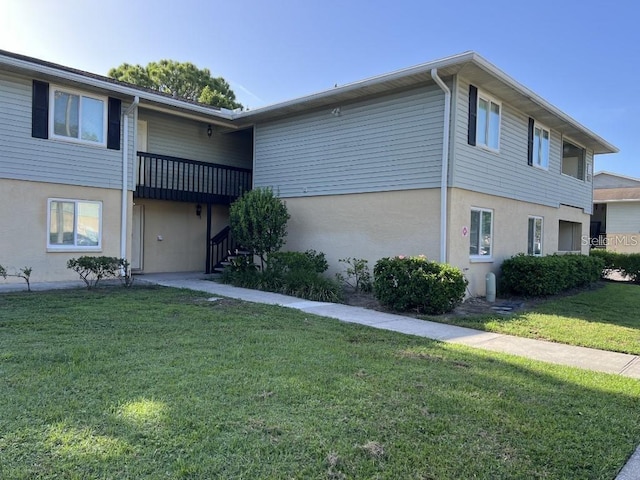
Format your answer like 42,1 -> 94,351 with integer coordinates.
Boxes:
373,256 -> 467,314
0,265 -> 33,291
590,249 -> 640,283
222,250 -> 342,302
67,256 -> 128,289
268,250 -> 328,275
335,257 -> 373,293
221,255 -> 261,287
500,254 -> 604,296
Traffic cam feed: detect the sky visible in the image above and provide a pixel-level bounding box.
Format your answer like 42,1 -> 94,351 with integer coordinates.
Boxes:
2,0 -> 639,178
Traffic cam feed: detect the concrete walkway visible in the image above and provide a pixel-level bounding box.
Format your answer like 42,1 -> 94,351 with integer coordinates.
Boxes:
133,272 -> 640,380
134,273 -> 640,480
2,271 -> 639,477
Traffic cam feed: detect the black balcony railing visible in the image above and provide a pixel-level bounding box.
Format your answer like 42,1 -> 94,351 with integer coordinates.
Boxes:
135,151 -> 252,204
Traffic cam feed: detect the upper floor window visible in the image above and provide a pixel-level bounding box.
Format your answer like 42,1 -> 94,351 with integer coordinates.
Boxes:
48,198 -> 102,251
470,208 -> 493,258
532,124 -> 550,169
50,87 -> 107,146
561,139 -> 586,180
32,80 -> 121,149
468,85 -> 501,151
477,94 -> 501,150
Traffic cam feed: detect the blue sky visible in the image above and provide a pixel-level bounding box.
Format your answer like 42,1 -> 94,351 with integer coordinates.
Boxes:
2,0 -> 638,177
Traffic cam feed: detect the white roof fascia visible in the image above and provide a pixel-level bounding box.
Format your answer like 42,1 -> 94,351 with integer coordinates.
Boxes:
0,51 -> 236,122
470,54 -> 619,154
234,51 -> 476,118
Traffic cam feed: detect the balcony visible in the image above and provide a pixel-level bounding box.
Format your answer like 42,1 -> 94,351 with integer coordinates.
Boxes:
134,151 -> 252,204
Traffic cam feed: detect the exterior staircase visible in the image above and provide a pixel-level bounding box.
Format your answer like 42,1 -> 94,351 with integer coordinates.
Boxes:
207,226 -> 252,274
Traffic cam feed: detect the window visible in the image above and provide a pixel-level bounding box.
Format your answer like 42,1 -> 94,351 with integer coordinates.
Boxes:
477,94 -> 501,150
468,85 -> 502,150
532,124 -> 550,169
558,220 -> 582,252
50,87 -> 106,145
528,216 -> 543,256
48,199 -> 102,250
470,208 -> 493,258
561,139 -> 586,180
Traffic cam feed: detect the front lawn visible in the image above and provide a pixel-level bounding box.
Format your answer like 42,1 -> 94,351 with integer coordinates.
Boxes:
429,282 -> 640,355
1,286 -> 639,479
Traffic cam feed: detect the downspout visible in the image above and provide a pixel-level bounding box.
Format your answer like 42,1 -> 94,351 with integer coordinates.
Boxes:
121,96 -> 140,264
430,69 -> 451,264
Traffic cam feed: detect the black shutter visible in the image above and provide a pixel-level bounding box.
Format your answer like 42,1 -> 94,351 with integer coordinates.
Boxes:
32,80 -> 49,139
467,84 -> 478,146
527,117 -> 535,166
107,97 -> 121,150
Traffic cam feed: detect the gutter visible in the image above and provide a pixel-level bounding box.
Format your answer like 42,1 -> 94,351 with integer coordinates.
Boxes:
430,69 -> 451,264
121,96 -> 139,267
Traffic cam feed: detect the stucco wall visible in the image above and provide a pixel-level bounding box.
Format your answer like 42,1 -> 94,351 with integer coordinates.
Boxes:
282,189 -> 441,278
0,178 -> 127,283
447,188 -> 590,296
134,199 -> 229,273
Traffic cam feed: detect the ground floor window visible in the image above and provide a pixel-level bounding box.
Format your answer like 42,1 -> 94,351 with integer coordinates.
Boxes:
470,208 -> 493,258
528,216 -> 543,256
558,220 -> 581,252
48,199 -> 102,250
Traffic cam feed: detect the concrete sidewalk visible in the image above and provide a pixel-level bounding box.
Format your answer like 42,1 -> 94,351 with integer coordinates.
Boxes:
135,272 -> 640,380
3,272 -> 638,379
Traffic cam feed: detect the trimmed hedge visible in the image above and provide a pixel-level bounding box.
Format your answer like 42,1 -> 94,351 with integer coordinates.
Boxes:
590,249 -> 640,283
373,256 -> 467,314
500,254 -> 604,296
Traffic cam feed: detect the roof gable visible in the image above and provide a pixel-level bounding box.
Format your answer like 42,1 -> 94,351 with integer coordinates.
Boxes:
594,171 -> 640,189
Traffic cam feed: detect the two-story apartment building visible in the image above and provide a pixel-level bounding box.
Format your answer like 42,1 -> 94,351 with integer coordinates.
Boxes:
0,50 -> 617,295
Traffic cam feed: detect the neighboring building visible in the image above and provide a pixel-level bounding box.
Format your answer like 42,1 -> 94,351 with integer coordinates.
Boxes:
0,50 -> 617,295
591,172 -> 640,253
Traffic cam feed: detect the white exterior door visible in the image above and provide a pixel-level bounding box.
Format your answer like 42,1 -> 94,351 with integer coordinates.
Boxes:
131,204 -> 144,270
131,120 -> 148,270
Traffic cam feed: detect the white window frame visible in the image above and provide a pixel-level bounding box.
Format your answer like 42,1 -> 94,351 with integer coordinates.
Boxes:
470,207 -> 494,260
532,123 -> 550,170
476,92 -> 501,152
527,216 -> 543,256
49,85 -> 108,147
561,137 -> 587,181
47,198 -> 102,251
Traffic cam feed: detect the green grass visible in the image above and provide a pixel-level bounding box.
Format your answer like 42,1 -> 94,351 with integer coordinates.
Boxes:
427,282 -> 640,355
1,286 -> 639,479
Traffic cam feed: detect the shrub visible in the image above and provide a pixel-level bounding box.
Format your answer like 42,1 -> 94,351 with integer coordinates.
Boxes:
67,256 -> 128,289
500,254 -> 604,296
229,187 -> 290,271
335,257 -> 373,293
373,256 -> 467,314
221,255 -> 261,288
590,249 -> 640,283
268,250 -> 328,275
222,250 -> 342,302
0,265 -> 33,292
